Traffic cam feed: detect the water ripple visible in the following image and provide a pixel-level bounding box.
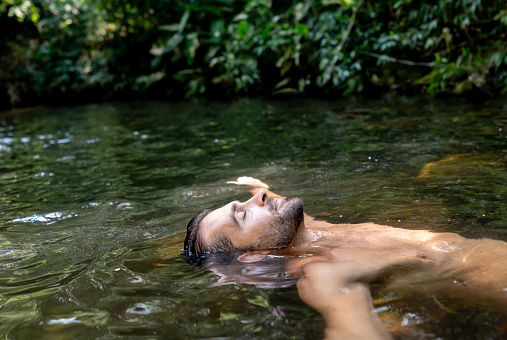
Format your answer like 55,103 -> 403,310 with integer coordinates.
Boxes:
10,212 -> 79,225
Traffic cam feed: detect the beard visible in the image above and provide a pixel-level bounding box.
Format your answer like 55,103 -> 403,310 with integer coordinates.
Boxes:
264,197 -> 304,248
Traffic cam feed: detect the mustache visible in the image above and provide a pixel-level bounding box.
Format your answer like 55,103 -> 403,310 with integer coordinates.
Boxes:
266,198 -> 277,214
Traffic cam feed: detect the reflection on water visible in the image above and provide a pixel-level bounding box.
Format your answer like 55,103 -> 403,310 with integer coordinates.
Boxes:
202,251 -> 299,289
0,98 -> 506,338
11,211 -> 78,224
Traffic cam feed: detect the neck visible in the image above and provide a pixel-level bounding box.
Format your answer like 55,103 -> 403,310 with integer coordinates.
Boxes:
287,222 -> 314,249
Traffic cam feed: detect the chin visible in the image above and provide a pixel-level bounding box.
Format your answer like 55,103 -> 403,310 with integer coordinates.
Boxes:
271,197 -> 304,247
282,198 -> 304,219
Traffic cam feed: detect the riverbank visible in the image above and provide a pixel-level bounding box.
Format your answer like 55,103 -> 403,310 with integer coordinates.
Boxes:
2,0 -> 505,110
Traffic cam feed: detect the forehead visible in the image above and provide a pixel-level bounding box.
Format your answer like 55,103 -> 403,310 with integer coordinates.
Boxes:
200,202 -> 235,242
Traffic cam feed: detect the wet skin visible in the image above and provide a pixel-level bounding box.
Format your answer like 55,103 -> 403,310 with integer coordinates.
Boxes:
199,188 -> 507,339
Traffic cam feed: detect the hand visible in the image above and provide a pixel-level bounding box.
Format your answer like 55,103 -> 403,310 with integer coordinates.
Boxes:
227,176 -> 270,189
297,261 -> 393,340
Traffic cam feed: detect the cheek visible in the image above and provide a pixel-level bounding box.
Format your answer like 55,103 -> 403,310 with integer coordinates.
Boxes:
234,218 -> 275,249
249,208 -> 275,225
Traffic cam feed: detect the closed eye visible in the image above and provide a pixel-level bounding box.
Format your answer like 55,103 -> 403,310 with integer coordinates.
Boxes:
232,204 -> 247,220
231,203 -> 240,226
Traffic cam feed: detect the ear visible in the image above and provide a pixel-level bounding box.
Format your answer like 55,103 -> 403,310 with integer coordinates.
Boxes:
237,250 -> 270,263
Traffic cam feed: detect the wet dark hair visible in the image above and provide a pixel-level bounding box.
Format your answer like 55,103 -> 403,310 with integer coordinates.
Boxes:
183,209 -> 236,261
183,209 -> 210,257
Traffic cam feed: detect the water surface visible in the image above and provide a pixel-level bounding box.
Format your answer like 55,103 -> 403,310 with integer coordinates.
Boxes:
0,98 -> 506,339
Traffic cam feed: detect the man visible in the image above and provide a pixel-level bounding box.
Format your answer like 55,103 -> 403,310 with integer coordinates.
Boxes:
183,177 -> 507,340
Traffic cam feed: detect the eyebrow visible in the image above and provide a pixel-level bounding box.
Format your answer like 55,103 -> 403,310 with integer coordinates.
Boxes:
230,203 -> 239,226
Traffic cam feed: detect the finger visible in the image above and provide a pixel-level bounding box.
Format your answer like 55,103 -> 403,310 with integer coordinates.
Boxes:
236,176 -> 255,181
242,177 -> 269,188
226,181 -> 256,186
226,178 -> 270,188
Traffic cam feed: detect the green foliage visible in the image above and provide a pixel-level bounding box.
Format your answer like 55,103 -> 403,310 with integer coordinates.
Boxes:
0,0 -> 40,23
1,0 -> 506,106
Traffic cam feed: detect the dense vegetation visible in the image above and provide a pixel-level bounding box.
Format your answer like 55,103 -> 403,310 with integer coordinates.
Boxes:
1,0 -> 506,108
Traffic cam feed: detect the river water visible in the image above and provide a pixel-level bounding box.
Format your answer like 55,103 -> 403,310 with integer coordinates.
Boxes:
0,97 -> 506,339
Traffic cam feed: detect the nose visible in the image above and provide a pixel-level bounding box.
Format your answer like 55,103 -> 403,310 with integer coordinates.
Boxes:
244,189 -> 267,207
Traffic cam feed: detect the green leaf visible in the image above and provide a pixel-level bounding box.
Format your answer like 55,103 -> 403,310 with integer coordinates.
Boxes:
237,20 -> 249,39
178,9 -> 191,34
31,12 -> 39,23
158,24 -> 180,31
295,23 -> 309,37
247,295 -> 269,308
135,72 -> 165,90
209,19 -> 225,43
163,34 -> 184,54
185,32 -> 200,65
274,78 -> 290,89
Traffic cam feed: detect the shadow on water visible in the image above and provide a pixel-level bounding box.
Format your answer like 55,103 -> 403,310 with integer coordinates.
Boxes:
0,97 -> 506,338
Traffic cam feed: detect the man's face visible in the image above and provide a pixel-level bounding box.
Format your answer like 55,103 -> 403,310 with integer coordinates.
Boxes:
199,190 -> 304,252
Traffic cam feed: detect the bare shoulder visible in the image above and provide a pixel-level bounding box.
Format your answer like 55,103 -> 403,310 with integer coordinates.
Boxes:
305,219 -> 438,242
